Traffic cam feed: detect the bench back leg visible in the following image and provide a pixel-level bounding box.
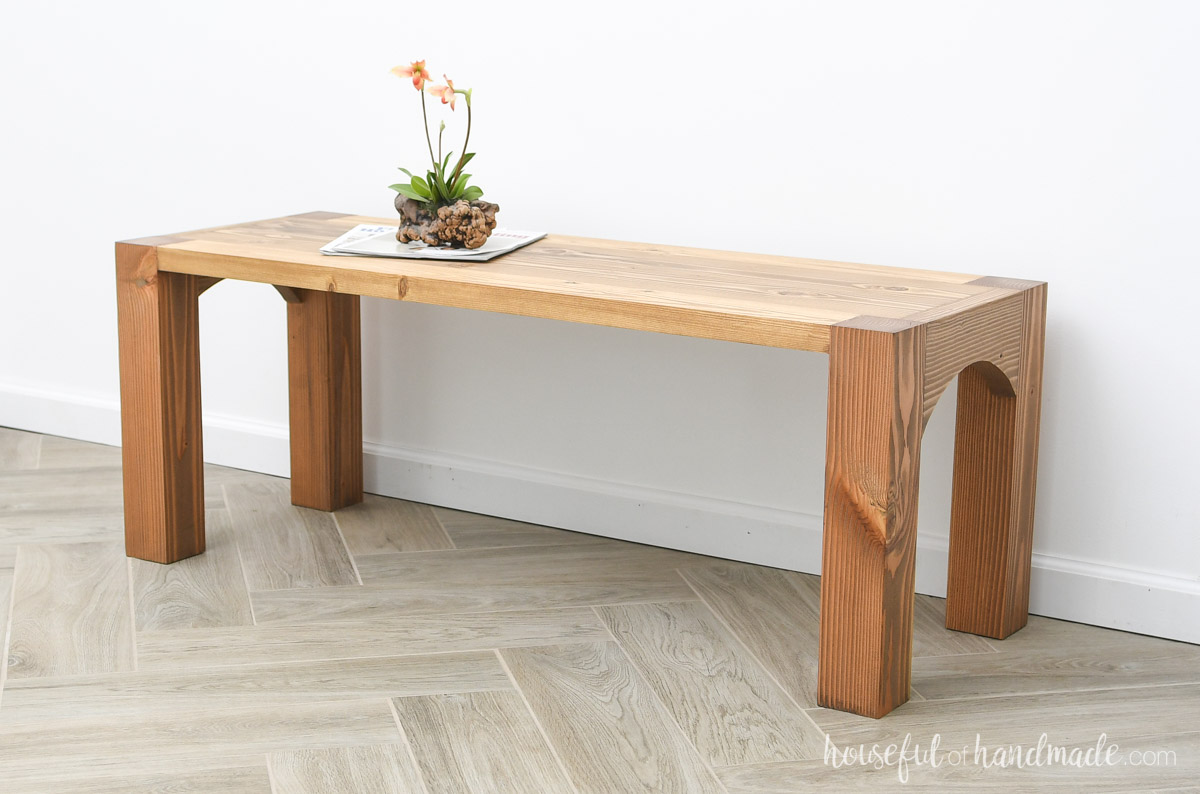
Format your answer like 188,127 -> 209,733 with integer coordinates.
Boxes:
946,283 -> 1047,638
286,288 -> 364,512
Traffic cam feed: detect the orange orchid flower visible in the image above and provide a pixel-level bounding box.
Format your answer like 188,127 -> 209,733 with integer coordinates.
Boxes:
426,75 -> 458,110
391,60 -> 434,90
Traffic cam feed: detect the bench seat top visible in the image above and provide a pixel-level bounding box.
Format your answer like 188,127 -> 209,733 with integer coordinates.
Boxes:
123,211 -> 1024,354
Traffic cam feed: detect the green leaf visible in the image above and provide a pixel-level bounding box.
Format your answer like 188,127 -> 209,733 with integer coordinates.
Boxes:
457,152 -> 476,170
462,185 -> 484,202
398,167 -> 414,178
410,175 -> 432,198
451,173 -> 471,199
391,184 -> 428,202
428,170 -> 449,203
441,152 -> 453,178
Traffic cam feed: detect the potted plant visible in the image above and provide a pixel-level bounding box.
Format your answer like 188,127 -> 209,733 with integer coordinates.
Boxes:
390,60 -> 499,249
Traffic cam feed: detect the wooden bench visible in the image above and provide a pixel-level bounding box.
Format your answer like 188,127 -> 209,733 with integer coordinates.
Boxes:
115,211 -> 1046,719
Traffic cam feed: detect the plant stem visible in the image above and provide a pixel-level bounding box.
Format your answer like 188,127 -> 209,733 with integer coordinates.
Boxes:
451,103 -> 472,186
420,92 -> 436,168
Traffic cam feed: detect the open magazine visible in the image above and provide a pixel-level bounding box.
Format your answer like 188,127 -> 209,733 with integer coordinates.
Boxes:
321,224 -> 546,262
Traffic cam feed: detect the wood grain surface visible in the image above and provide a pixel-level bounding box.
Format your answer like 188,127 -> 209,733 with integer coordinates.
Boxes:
0,700 -> 399,780
130,509 -> 253,631
223,480 -> 358,590
123,213 -> 1017,353
596,601 -> 824,766
818,319 -> 926,718
0,760 -> 272,794
432,507 -> 596,549
0,427 -> 40,470
8,432 -> 1199,792
679,565 -> 822,708
945,282 -> 1047,638
35,435 -> 123,470
336,495 -> 453,554
115,242 -> 206,563
287,287 -> 363,512
269,744 -> 423,794
6,542 -> 134,679
394,690 -> 573,793
135,608 -> 609,670
502,642 -> 724,793
0,651 -> 509,722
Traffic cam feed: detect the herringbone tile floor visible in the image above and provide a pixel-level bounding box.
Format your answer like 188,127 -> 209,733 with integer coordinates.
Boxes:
1,426 -> 1197,792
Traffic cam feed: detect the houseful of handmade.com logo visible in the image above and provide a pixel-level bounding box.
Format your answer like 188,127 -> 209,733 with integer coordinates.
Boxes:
824,732 -> 1178,783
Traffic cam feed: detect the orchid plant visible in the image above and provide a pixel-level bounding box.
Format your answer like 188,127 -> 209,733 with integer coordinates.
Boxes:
389,60 -> 484,206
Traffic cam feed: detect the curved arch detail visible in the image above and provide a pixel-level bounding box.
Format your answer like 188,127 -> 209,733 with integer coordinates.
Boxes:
923,358 -> 1016,430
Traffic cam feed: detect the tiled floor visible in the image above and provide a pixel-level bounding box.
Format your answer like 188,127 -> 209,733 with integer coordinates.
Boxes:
1,426 -> 1197,792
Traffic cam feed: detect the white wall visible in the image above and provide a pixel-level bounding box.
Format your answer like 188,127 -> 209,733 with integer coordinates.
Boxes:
2,1 -> 1197,641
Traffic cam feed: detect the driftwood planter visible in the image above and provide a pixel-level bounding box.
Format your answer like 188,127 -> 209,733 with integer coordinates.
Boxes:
394,195 -> 500,249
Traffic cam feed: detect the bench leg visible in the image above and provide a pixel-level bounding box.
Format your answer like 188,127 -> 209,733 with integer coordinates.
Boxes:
819,318 -> 925,718
286,289 -> 363,511
945,285 -> 1047,638
116,243 -> 206,563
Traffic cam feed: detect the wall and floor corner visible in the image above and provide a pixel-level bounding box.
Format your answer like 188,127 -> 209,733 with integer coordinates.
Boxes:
1,2 -> 1197,643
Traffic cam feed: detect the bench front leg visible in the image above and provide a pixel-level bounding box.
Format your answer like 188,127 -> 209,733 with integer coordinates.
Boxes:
286,288 -> 363,511
819,317 -> 925,718
116,242 -> 206,563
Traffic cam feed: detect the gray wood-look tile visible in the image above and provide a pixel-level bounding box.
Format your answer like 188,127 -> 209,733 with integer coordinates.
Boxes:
811,681 -> 1200,747
0,467 -> 126,513
2,762 -> 273,793
0,701 -> 399,781
433,506 -> 597,549
913,614 -> 1200,700
0,510 -> 126,548
394,690 -> 573,793
6,541 -> 134,679
269,744 -> 425,794
0,427 -> 40,470
679,564 -> 822,708
912,594 -> 997,657
502,642 -> 724,794
597,601 -> 824,766
4,429 -> 1200,793
353,540 -> 712,587
224,480 -> 358,590
716,729 -> 1200,791
251,577 -> 697,625
336,494 -> 454,554
0,652 -> 510,723
131,509 -> 253,631
36,435 -> 121,470
137,608 -> 609,670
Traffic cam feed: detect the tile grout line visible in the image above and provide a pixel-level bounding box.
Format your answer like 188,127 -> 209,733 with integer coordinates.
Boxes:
886,677 -> 1200,708
676,568 -> 828,738
589,605 -> 620,644
427,508 -> 458,550
264,751 -> 280,794
224,488 -> 259,627
494,649 -> 583,794
126,556 -> 139,671
330,513 -> 365,586
590,607 -> 734,791
387,696 -> 433,794
0,550 -> 19,711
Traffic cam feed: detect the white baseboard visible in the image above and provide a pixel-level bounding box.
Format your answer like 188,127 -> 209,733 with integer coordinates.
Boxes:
2,379 -> 1197,644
